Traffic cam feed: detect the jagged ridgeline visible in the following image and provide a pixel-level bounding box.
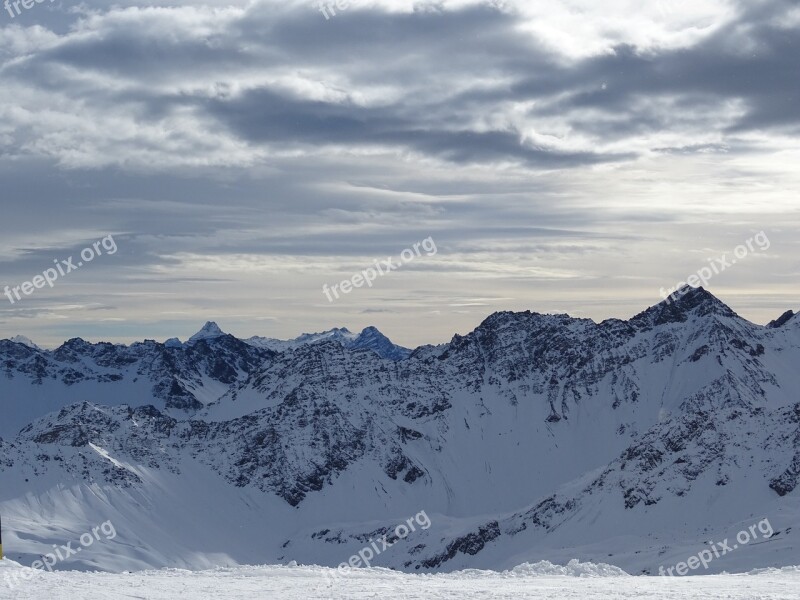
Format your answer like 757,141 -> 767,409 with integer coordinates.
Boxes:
0,288 -> 798,574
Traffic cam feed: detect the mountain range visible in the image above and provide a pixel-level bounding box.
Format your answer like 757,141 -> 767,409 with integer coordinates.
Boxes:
0,287 -> 797,575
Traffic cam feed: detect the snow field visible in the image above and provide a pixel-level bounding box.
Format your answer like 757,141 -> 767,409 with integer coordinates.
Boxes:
1,560 -> 799,600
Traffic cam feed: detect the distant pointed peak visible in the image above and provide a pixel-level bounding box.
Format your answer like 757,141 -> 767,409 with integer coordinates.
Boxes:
9,335 -> 40,350
358,326 -> 383,337
187,321 -> 226,343
353,326 -> 392,345
349,326 -> 411,360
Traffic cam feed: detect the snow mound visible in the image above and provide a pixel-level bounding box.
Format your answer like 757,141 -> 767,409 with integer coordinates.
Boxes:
506,560 -> 630,578
744,565 -> 800,576
0,559 -> 24,569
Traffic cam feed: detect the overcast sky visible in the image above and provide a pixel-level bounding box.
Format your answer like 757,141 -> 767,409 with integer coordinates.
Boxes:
0,0 -> 798,348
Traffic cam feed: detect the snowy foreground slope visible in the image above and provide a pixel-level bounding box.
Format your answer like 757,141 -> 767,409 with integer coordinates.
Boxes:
0,287 -> 799,576
1,561 -> 800,600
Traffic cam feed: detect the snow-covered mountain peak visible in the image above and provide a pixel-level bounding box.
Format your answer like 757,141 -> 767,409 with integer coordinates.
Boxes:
57,337 -> 92,351
9,334 -> 39,349
295,327 -> 356,344
631,286 -> 739,329
187,321 -> 226,343
244,326 -> 410,360
349,326 -> 412,360
477,310 -> 580,332
670,285 -> 737,314
355,325 -> 391,343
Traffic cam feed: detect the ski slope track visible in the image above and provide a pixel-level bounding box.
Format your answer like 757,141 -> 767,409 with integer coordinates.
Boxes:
0,288 -> 798,580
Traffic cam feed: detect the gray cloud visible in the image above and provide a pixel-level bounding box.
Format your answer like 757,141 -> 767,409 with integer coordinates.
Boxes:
0,0 -> 797,347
